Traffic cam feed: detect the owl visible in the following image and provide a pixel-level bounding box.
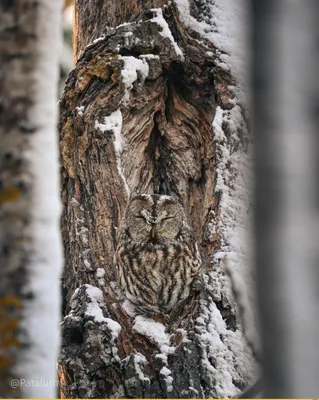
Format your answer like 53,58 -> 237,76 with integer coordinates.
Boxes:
114,194 -> 202,315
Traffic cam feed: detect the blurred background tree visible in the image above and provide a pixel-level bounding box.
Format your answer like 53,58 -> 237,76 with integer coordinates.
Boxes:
60,1 -> 74,94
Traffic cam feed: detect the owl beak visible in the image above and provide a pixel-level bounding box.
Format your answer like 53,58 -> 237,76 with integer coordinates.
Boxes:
151,225 -> 156,239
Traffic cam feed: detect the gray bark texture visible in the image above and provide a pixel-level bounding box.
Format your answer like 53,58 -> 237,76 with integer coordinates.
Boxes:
59,1 -> 257,398
0,0 -> 62,398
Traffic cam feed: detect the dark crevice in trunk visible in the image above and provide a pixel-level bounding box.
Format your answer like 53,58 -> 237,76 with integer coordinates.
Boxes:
147,112 -> 171,196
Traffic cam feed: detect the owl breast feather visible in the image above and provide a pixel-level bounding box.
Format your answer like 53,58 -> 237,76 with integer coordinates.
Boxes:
115,241 -> 201,314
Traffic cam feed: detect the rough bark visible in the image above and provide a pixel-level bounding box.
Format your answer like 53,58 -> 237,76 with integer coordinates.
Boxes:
59,1 -> 257,398
73,0 -> 166,61
0,1 -> 63,397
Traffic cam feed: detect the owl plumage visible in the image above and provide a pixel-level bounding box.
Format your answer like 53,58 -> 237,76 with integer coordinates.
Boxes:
114,194 -> 202,315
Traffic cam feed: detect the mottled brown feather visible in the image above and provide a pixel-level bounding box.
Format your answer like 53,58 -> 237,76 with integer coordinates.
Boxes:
114,194 -> 202,314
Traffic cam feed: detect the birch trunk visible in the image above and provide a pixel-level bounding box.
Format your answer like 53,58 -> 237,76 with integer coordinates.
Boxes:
59,0 -> 257,397
0,1 -> 63,397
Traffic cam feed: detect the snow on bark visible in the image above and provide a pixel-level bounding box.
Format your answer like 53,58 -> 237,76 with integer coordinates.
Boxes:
60,285 -> 126,397
175,0 -> 250,102
119,56 -> 150,104
132,316 -> 176,390
175,0 -> 258,396
95,109 -> 130,195
150,8 -> 184,59
84,285 -> 121,340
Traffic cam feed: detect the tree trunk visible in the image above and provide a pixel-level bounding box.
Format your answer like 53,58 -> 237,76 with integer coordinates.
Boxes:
253,0 -> 319,397
59,0 -> 257,397
0,1 -> 63,397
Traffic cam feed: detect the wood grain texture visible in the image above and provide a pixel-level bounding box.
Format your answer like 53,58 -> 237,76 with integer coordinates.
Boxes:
73,0 -> 166,61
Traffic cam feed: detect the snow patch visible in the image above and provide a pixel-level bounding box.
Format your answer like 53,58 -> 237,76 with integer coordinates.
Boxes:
117,21 -> 133,29
86,300 -> 106,323
92,34 -> 107,45
175,0 -> 249,104
84,284 -> 121,341
150,8 -> 184,59
160,366 -> 174,392
133,316 -> 175,389
105,318 -> 122,341
85,284 -> 104,303
139,54 -> 160,60
133,353 -> 150,383
95,109 -> 130,195
133,316 -> 170,348
96,267 -> 105,278
96,267 -> 106,286
75,105 -> 84,116
212,106 -> 225,141
119,56 -> 149,104
196,298 -> 243,397
95,109 -> 124,152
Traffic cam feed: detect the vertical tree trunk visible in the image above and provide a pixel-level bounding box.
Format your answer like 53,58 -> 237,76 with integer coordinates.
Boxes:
59,0 -> 257,397
253,0 -> 319,397
0,1 -> 63,397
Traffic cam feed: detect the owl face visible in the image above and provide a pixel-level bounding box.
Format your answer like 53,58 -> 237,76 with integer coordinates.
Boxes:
123,194 -> 185,244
